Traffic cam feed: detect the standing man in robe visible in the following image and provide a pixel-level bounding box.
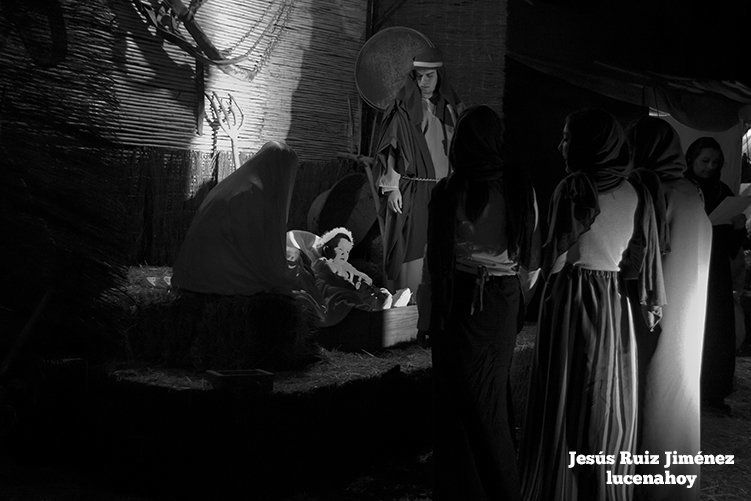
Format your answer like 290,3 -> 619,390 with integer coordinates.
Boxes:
374,46 -> 463,301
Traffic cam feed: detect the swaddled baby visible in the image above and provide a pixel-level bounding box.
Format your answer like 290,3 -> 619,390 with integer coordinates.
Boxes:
313,228 -> 411,310
316,228 -> 373,289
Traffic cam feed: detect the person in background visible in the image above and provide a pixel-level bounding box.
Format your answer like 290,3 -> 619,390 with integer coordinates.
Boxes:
731,246 -> 747,351
426,105 -> 540,501
685,137 -> 746,415
739,249 -> 751,355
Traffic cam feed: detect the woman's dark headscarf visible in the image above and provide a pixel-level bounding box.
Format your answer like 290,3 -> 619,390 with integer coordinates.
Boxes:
627,116 -> 687,253
447,105 -> 536,268
543,109 -> 632,271
685,136 -> 727,213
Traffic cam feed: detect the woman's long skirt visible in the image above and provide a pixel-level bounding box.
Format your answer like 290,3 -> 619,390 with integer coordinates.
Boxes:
432,272 -> 523,501
519,265 -> 638,501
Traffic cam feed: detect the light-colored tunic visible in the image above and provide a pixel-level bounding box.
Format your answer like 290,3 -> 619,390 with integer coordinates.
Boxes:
377,97 -> 453,192
552,182 -> 638,272
421,98 -> 452,181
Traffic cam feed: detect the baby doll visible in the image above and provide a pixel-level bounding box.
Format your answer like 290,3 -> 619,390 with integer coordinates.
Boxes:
313,228 -> 410,310
316,228 -> 374,290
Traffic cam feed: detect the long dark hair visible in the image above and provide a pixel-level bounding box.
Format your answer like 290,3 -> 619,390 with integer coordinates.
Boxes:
450,105 -> 505,221
449,105 -> 535,266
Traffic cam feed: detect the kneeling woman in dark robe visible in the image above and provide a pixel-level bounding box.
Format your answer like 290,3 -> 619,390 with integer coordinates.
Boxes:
172,141 -> 297,295
426,105 -> 540,501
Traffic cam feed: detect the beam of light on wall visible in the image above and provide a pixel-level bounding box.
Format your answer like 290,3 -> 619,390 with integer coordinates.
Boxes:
191,0 -> 304,160
114,0 -> 365,166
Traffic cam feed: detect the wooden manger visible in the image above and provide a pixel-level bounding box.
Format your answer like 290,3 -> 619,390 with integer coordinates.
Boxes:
125,265 -> 421,361
316,304 -> 419,352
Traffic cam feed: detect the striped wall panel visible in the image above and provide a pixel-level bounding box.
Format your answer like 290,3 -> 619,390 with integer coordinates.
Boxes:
0,0 -> 367,162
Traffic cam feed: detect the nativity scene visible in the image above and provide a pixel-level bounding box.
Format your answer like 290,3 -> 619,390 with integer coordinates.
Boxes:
2,0 -> 751,499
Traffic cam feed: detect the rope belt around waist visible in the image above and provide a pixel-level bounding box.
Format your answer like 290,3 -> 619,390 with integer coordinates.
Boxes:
455,265 -> 511,315
403,176 -> 439,182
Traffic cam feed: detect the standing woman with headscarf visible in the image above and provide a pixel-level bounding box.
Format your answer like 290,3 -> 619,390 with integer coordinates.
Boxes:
426,105 -> 540,501
685,137 -> 746,415
628,118 -> 711,501
375,46 -> 463,298
519,109 -> 665,501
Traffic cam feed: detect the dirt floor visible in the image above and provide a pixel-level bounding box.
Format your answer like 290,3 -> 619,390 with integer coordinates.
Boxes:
1,353 -> 750,500
3,266 -> 750,500
281,355 -> 751,501
88,348 -> 751,500
699,353 -> 751,500
110,344 -> 433,395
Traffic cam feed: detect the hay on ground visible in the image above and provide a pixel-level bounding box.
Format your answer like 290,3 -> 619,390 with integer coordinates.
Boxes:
121,266 -> 318,372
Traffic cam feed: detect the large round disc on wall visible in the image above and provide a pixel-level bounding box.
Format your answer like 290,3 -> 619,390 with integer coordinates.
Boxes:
355,27 -> 434,111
